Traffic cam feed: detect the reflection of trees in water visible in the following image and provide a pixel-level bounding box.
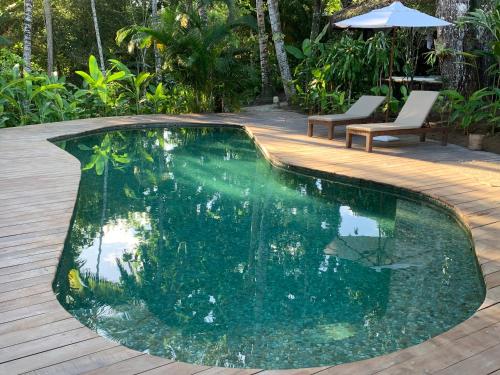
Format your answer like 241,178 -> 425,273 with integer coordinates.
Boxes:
53,127 -> 482,369
55,127 -> 393,366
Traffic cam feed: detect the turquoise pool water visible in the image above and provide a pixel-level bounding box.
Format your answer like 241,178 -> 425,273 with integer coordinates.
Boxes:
54,126 -> 485,369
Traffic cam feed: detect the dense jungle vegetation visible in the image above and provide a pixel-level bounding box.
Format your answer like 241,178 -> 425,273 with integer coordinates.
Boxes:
0,0 -> 498,135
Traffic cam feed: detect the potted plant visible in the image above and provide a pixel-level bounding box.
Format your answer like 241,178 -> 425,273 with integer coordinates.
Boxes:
442,88 -> 493,151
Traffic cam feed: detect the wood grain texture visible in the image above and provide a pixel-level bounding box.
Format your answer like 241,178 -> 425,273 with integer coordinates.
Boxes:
1,107 -> 499,374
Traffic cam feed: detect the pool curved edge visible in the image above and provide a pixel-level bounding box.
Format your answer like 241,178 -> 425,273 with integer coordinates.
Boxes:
0,113 -> 499,375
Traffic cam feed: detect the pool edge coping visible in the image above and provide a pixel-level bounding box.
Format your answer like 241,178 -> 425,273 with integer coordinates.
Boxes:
1,113 -> 499,375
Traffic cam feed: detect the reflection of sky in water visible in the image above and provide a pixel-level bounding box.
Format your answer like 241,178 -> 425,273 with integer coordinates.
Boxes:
78,216 -> 148,282
339,205 -> 380,237
56,128 -> 485,370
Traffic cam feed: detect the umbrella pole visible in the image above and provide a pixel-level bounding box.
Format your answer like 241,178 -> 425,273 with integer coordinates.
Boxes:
386,28 -> 396,122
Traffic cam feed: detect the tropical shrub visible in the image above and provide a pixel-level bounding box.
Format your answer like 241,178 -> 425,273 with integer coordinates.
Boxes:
288,31 -> 396,114
0,55 -> 200,128
441,88 -> 498,134
117,8 -> 259,112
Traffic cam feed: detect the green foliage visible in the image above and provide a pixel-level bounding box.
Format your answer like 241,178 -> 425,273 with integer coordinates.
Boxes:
118,7 -> 258,112
75,55 -> 128,114
289,31 -> 393,114
458,0 -> 500,87
0,54 -> 199,128
371,85 -> 409,115
0,64 -> 79,127
79,133 -> 130,175
441,88 -> 498,134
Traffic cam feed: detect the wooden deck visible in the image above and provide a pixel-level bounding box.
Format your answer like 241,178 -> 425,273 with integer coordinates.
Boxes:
1,107 -> 500,374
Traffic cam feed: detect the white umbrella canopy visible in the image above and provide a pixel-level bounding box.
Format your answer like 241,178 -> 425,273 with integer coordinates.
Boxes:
334,1 -> 452,121
334,2 -> 452,29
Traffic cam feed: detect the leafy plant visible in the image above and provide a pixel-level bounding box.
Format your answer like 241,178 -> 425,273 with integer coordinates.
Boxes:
79,133 -> 130,175
441,88 -> 493,133
371,85 -> 409,115
0,54 -> 199,128
117,7 -> 257,112
110,59 -> 152,114
458,0 -> 500,87
75,55 -> 127,114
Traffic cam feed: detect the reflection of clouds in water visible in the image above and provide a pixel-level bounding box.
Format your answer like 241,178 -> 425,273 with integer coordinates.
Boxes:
339,206 -> 379,237
163,130 -> 177,152
78,215 -> 148,282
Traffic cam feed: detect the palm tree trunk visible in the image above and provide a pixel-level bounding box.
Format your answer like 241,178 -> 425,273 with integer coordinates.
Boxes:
310,0 -> 323,41
151,0 -> 161,81
256,0 -> 272,99
267,0 -> 296,101
436,0 -> 476,94
226,0 -> 236,23
96,159 -> 109,281
43,0 -> 55,75
23,0 -> 34,72
90,0 -> 106,75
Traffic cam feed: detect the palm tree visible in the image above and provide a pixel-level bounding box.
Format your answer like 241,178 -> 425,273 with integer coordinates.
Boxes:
151,0 -> 161,81
122,8 -> 253,111
267,0 -> 295,100
90,0 -> 106,75
23,0 -> 33,72
43,0 -> 54,75
256,0 -> 272,99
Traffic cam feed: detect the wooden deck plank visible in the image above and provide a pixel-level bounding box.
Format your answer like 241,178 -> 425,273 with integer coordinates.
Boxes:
25,346 -> 143,375
0,337 -> 117,374
83,354 -> 174,375
0,291 -> 55,313
0,110 -> 499,374
0,318 -> 81,349
140,362 -> 211,374
0,327 -> 97,363
0,310 -> 71,336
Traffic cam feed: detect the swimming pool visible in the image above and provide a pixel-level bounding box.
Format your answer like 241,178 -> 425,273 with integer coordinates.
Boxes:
54,126 -> 485,369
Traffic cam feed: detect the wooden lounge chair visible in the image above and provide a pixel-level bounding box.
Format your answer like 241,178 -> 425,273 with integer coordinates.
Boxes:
346,91 -> 448,153
307,95 -> 386,140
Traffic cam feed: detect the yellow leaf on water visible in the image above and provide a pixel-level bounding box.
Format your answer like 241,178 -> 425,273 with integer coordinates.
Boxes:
68,269 -> 84,291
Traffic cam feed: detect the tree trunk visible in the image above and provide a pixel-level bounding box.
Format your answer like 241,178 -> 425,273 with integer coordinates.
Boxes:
23,0 -> 33,72
310,0 -> 323,41
436,0 -> 476,94
256,0 -> 272,100
475,0 -> 496,87
96,159 -> 109,281
152,0 -> 161,81
43,0 -> 54,75
198,2 -> 208,26
226,0 -> 236,23
90,0 -> 106,75
267,0 -> 296,101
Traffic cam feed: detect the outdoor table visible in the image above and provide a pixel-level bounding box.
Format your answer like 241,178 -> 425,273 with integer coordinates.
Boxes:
389,76 -> 443,90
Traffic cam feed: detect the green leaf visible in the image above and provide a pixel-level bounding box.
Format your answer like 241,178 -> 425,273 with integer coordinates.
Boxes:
78,144 -> 93,151
107,71 -> 126,83
75,71 -> 96,85
136,72 -> 152,88
302,39 -> 312,57
109,59 -> 131,75
95,157 -> 105,176
314,24 -> 329,44
285,45 -> 305,60
88,55 -> 101,81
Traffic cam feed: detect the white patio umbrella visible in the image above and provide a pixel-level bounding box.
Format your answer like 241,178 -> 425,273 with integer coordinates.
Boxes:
335,1 -> 451,120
